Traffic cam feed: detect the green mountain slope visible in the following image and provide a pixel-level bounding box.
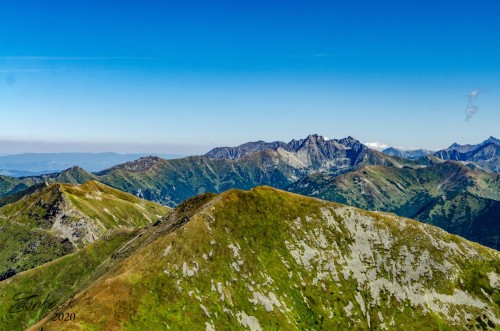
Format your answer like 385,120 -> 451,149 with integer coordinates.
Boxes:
288,161 -> 500,250
0,182 -> 49,208
18,187 -> 500,331
0,175 -> 37,199
44,166 -> 98,184
0,193 -> 210,331
0,227 -> 139,331
0,180 -> 170,281
0,166 -> 97,204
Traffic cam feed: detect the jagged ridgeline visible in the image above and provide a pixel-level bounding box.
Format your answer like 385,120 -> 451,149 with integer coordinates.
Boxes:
433,136 -> 500,173
0,180 -> 170,281
0,135 -> 498,253
382,136 -> 500,173
89,135 -> 429,207
3,187 -> 496,331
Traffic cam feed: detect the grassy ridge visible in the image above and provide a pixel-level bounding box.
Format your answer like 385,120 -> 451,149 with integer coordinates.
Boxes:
0,181 -> 170,281
28,187 -> 500,330
0,228 -> 139,331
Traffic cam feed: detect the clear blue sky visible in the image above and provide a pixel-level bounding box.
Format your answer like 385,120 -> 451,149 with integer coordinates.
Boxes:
1,0 -> 499,154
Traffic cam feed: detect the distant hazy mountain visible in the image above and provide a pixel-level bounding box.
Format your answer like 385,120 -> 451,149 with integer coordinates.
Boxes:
382,147 -> 434,159
9,187 -> 500,330
433,136 -> 499,173
0,152 -> 184,177
0,169 -> 51,177
288,161 -> 500,250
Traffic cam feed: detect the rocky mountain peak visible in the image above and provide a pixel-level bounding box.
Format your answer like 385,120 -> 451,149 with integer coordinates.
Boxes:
305,133 -> 325,142
383,147 -> 399,153
484,136 -> 500,145
67,165 -> 85,171
434,137 -> 500,173
338,136 -> 363,148
286,134 -> 326,152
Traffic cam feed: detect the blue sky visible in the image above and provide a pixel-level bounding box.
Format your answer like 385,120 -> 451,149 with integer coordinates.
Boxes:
1,0 -> 499,154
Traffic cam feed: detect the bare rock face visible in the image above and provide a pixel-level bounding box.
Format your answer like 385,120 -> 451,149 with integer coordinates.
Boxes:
49,200 -> 103,247
205,140 -> 288,159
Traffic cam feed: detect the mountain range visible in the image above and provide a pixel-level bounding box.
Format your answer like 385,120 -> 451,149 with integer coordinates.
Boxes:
0,187 -> 496,330
0,134 -> 497,252
91,134 -> 428,206
433,136 -> 500,173
382,136 -> 500,173
0,134 -> 418,207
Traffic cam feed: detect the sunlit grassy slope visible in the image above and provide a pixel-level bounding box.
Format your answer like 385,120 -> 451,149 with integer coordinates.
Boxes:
0,180 -> 170,281
22,186 -> 499,331
0,228 -> 140,330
